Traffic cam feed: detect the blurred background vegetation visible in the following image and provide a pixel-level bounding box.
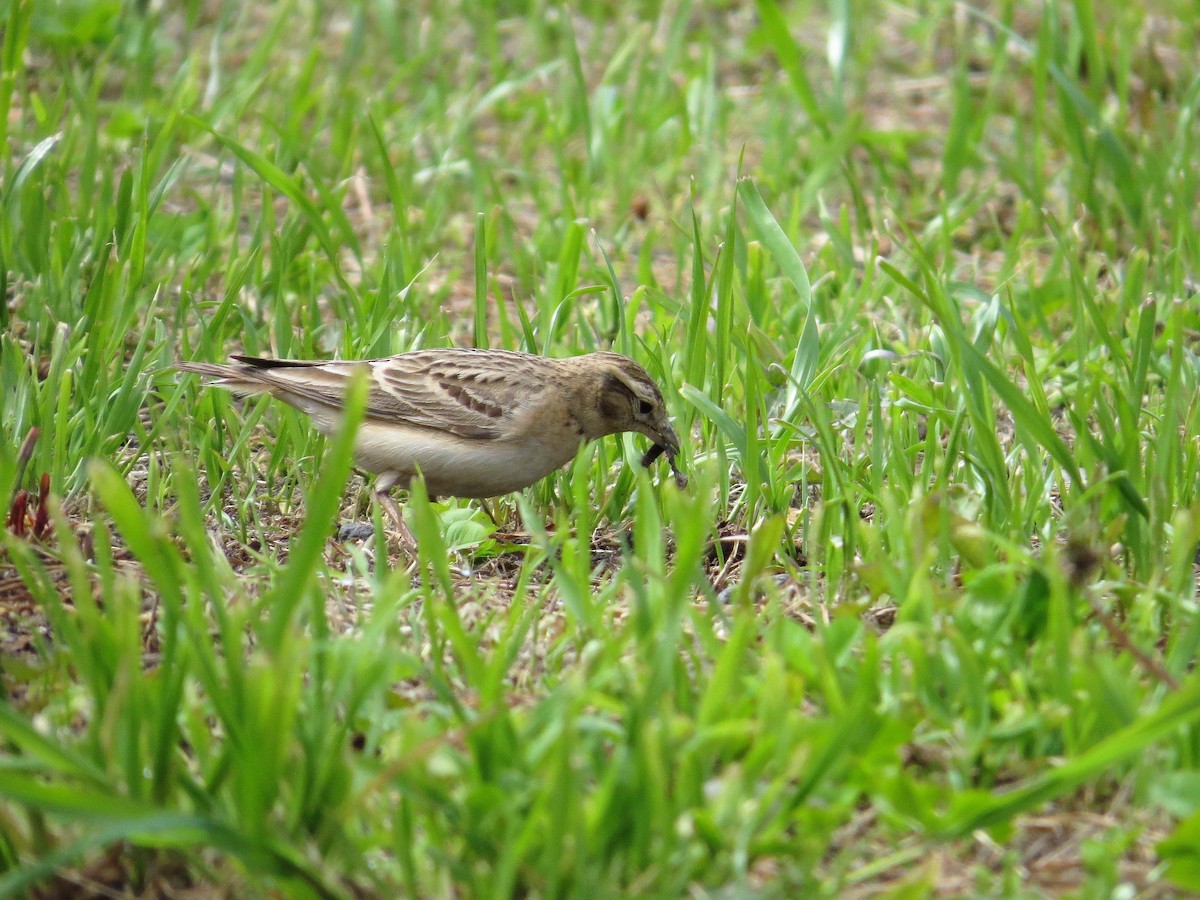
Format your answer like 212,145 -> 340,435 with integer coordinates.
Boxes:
2,0 -> 1200,896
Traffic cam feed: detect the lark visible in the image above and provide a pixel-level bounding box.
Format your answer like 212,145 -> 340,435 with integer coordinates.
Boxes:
178,348 -> 686,530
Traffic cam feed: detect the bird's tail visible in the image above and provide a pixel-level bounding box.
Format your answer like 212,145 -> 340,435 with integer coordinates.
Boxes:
176,360 -> 273,396
176,361 -> 239,379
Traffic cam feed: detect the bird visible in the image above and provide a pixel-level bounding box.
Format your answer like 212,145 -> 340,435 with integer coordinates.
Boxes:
177,347 -> 686,533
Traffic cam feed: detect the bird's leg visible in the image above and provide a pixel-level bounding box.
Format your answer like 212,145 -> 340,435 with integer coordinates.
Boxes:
374,473 -> 417,555
479,498 -> 503,529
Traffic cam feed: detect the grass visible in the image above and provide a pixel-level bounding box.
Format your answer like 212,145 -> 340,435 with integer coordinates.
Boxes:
2,0 -> 1200,895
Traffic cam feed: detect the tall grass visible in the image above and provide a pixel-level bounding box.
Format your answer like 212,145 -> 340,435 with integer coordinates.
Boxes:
1,0 -> 1198,895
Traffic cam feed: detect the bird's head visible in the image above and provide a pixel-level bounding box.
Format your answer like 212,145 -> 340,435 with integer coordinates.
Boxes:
578,352 -> 680,461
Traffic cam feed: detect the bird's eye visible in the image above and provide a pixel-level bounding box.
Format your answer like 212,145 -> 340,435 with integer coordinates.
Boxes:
638,399 -> 653,416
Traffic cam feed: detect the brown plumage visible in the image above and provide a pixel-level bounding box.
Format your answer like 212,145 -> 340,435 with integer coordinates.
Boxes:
178,348 -> 685,501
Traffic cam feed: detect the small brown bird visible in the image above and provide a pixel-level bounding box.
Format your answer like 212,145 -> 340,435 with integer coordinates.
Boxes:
178,348 -> 685,527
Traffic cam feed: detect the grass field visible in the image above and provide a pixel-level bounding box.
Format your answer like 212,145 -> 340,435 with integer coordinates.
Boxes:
3,0 -> 1200,895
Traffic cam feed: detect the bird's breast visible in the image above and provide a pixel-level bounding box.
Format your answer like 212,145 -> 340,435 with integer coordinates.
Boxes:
350,418 -> 586,499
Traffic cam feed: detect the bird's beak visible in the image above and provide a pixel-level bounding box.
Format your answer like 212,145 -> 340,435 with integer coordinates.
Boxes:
638,423 -> 687,488
639,423 -> 680,467
657,424 -> 680,460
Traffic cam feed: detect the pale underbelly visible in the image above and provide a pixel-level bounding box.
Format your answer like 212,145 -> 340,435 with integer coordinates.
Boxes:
349,420 -> 582,498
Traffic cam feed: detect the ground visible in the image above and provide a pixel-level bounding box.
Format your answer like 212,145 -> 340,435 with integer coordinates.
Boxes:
2,0 -> 1200,896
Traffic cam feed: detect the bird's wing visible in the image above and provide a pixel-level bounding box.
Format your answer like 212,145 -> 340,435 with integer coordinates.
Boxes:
229,349 -> 557,441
